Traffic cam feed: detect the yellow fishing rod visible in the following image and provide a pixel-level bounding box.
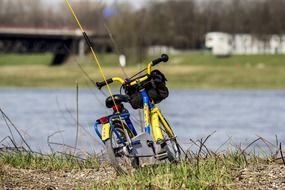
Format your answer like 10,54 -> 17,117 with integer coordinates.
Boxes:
65,0 -> 131,142
65,0 -> 113,99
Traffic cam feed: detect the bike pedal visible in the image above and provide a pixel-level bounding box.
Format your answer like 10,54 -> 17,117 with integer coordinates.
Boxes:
155,151 -> 168,160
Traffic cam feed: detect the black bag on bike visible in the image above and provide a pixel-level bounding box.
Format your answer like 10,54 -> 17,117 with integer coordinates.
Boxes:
124,70 -> 169,109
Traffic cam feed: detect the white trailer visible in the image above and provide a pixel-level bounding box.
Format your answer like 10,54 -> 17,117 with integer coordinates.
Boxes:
206,32 -> 285,55
205,32 -> 232,56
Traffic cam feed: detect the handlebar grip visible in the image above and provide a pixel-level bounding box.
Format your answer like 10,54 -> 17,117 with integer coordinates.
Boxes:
96,78 -> 113,89
152,54 -> 169,66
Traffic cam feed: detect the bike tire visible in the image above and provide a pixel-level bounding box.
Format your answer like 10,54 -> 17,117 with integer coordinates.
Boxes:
161,118 -> 181,162
105,123 -> 139,174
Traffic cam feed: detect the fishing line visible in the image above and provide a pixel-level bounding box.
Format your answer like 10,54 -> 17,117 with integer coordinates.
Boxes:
65,0 -> 130,141
63,45 -> 108,100
88,0 -> 128,77
103,23 -> 128,78
65,0 -> 117,105
65,2 -> 113,97
63,4 -> 141,132
65,0 -> 150,136
104,20 -> 148,131
82,3 -> 144,125
63,45 -> 97,87
55,96 -> 106,142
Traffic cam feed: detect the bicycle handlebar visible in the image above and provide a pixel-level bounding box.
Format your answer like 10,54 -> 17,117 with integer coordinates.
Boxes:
96,54 -> 169,90
152,54 -> 168,66
96,78 -> 113,89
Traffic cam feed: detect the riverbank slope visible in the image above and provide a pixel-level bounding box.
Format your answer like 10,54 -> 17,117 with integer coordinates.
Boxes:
1,52 -> 285,89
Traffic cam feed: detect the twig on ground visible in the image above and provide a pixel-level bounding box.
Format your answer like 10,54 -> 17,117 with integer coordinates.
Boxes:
0,136 -> 19,152
275,135 -> 279,158
238,137 -> 262,157
0,108 -> 31,151
55,97 -> 103,147
190,139 -> 208,156
257,135 -> 279,158
74,81 -> 80,155
1,110 -> 16,144
215,136 -> 232,153
48,141 -> 80,152
279,143 -> 285,165
47,130 -> 65,153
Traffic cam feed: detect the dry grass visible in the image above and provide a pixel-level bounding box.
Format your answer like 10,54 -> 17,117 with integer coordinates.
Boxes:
0,161 -> 115,190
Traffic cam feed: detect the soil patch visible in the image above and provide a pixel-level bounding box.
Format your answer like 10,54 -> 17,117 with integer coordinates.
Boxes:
0,163 -> 116,190
231,162 -> 285,189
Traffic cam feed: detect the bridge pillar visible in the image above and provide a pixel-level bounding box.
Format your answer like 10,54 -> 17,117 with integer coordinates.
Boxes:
79,39 -> 85,57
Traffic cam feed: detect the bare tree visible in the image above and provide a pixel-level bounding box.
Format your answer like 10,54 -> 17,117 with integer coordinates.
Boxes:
1,0 -> 285,54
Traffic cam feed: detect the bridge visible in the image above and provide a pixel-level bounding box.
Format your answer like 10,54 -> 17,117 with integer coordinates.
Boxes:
0,26 -> 111,65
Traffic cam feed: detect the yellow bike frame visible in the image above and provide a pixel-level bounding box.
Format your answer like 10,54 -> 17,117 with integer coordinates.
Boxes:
151,107 -> 175,142
98,61 -> 176,144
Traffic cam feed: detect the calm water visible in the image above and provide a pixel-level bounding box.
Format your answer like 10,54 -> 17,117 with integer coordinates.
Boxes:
0,88 -> 284,153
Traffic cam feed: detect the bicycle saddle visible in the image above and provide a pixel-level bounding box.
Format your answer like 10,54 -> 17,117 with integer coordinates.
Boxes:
105,94 -> 129,108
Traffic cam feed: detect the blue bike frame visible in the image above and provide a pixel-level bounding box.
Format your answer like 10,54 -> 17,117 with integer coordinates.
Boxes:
93,88 -> 152,145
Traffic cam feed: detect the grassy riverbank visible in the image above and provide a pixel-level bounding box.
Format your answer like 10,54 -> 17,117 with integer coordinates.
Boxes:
1,150 -> 284,189
1,52 -> 285,88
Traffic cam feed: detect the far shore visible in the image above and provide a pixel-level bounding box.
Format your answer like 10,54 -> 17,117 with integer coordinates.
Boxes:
1,52 -> 285,89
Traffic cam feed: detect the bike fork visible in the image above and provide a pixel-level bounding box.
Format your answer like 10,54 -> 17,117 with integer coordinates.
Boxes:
151,109 -> 164,142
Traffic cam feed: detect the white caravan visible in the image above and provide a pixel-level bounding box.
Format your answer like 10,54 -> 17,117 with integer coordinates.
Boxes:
205,32 -> 232,56
206,32 -> 285,55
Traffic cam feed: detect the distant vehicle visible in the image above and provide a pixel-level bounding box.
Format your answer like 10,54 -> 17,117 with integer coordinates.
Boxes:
206,32 -> 285,56
205,32 -> 232,56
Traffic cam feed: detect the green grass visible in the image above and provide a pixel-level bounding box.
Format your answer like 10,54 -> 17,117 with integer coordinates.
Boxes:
0,149 -> 276,189
0,53 -> 53,66
165,65 -> 285,89
91,152 -> 247,189
170,51 -> 285,66
0,150 -> 248,189
160,52 -> 285,89
0,151 -> 100,170
1,52 -> 285,88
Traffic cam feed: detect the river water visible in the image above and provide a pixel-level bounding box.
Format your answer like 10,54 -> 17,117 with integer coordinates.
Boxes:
0,88 -> 284,154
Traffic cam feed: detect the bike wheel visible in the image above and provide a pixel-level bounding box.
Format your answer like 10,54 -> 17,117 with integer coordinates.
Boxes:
161,119 -> 181,162
165,136 -> 181,162
105,123 -> 139,174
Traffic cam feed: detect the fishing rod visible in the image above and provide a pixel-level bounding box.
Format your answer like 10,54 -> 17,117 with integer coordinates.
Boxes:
63,8 -> 127,94
65,0 -> 118,107
65,0 -> 131,142
65,0 -> 146,131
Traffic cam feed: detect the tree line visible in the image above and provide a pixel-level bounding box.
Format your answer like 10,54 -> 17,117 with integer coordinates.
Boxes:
1,0 -> 285,58
108,0 -> 285,56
